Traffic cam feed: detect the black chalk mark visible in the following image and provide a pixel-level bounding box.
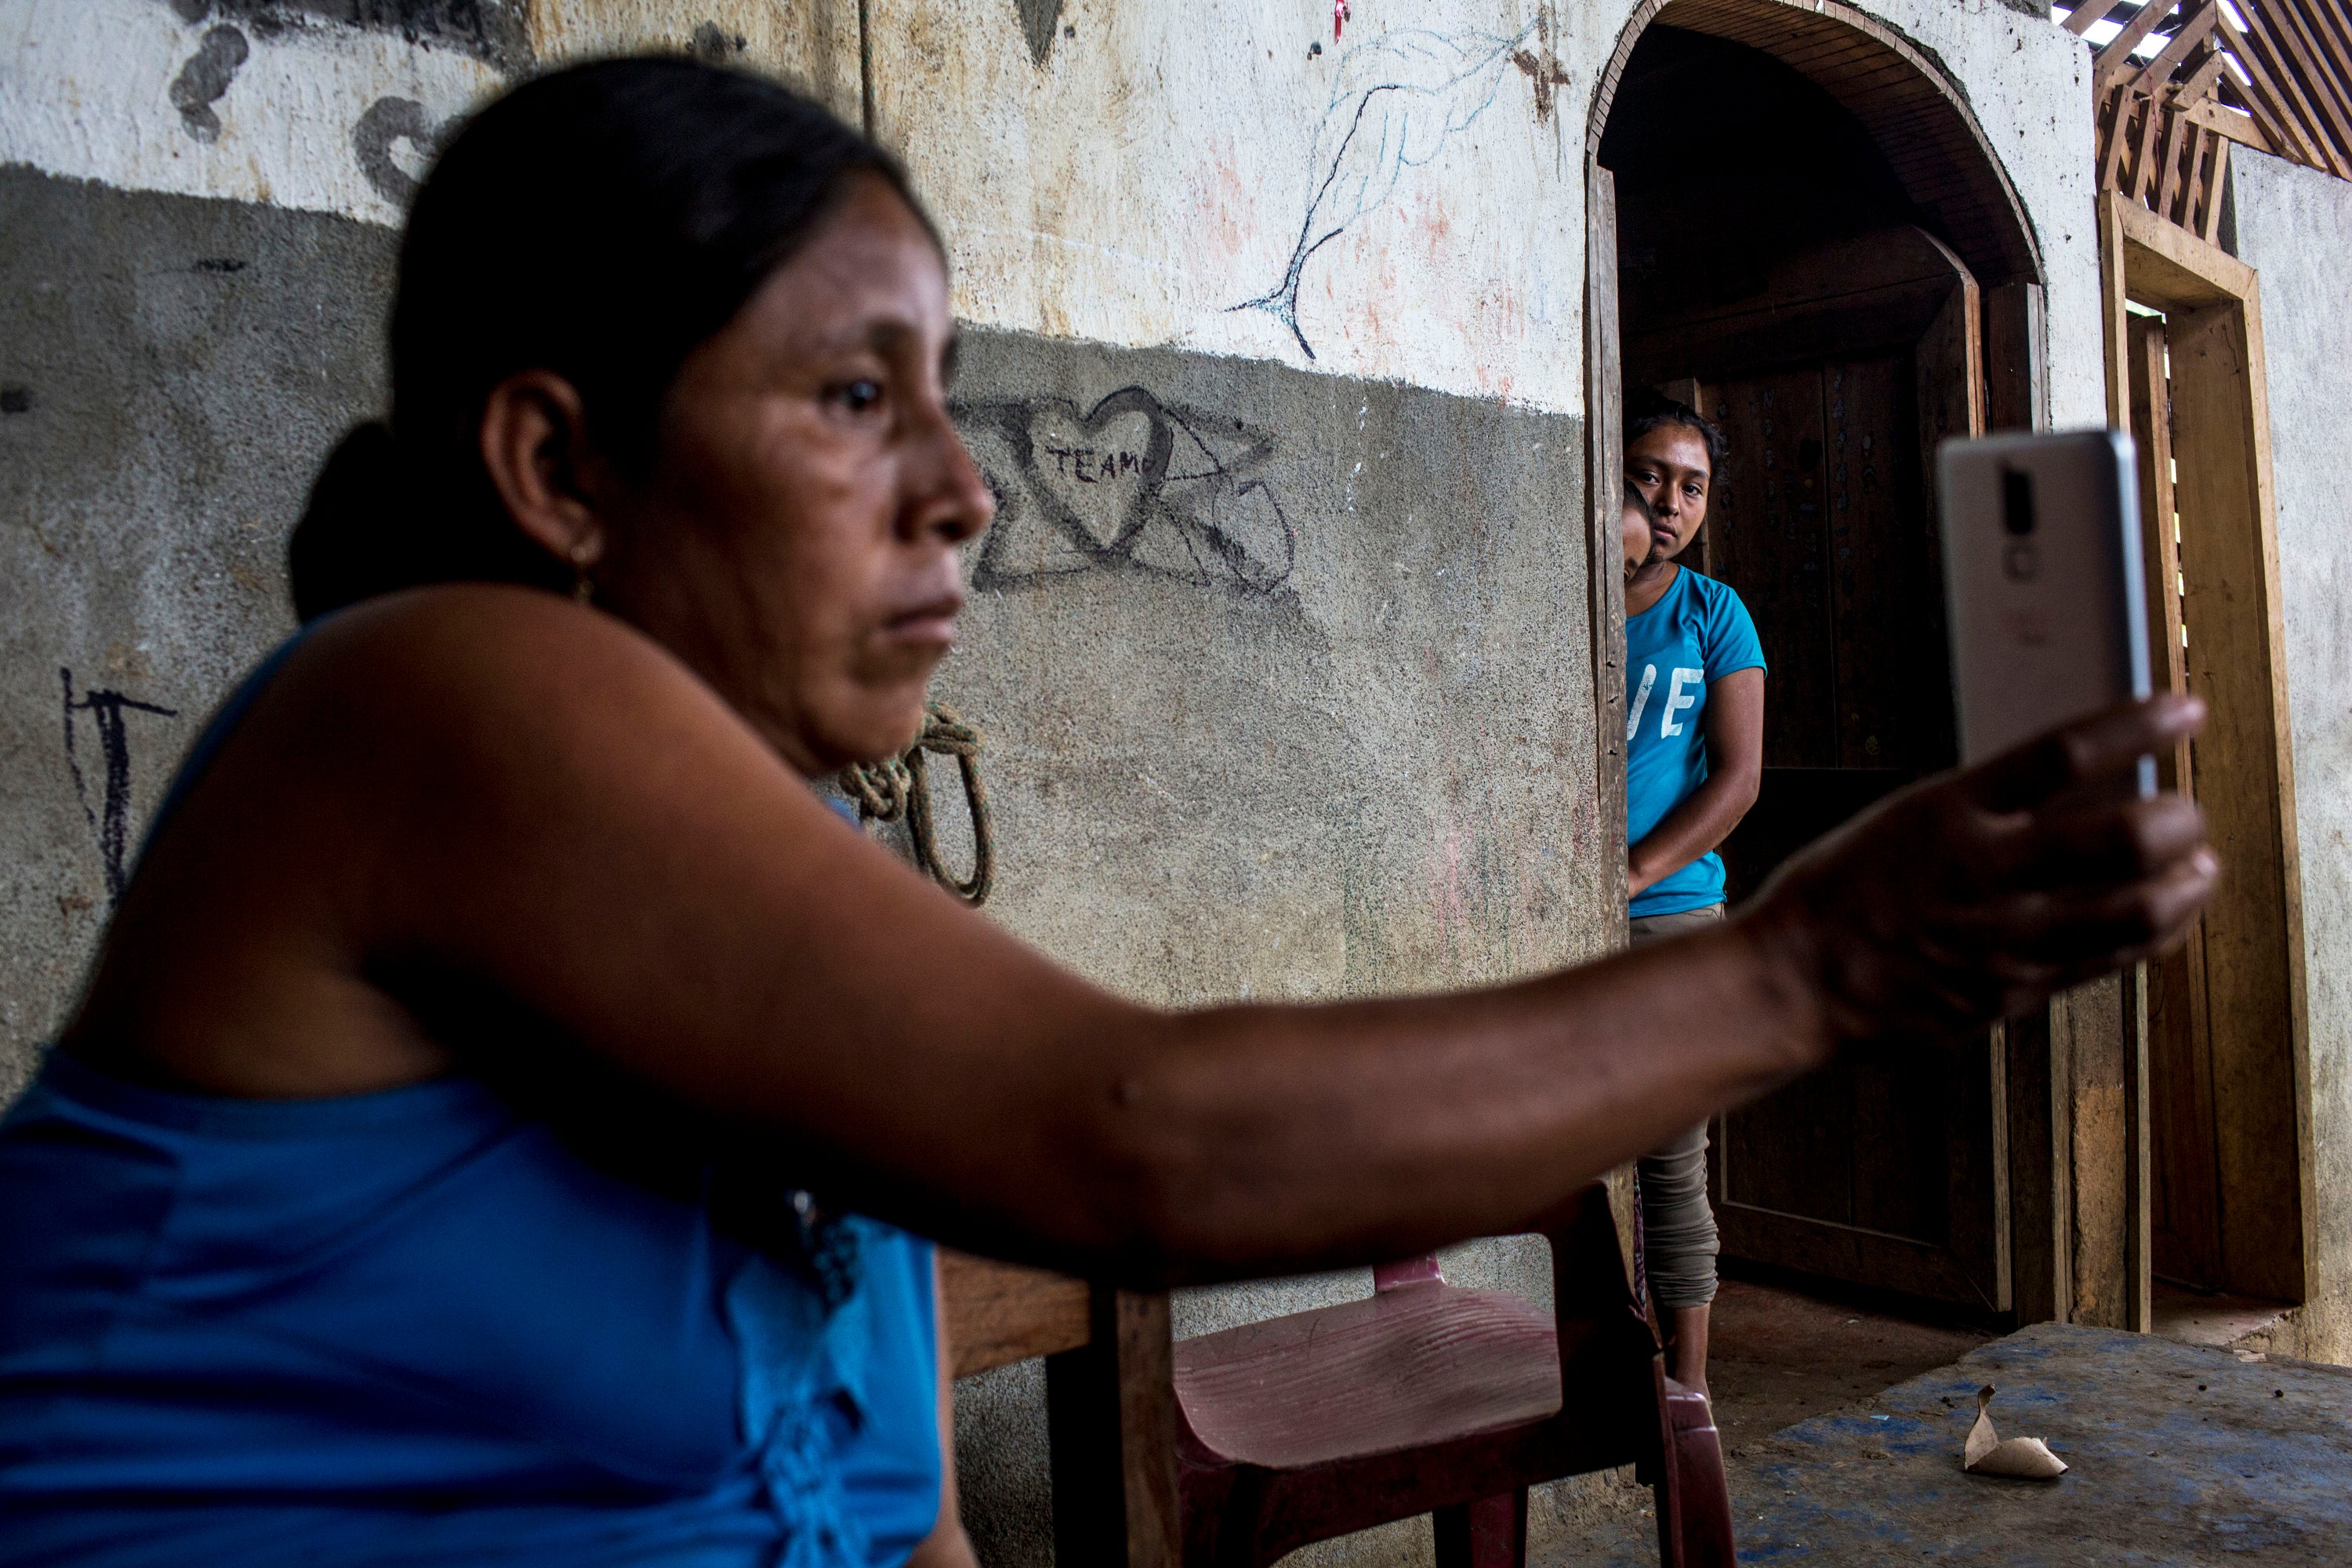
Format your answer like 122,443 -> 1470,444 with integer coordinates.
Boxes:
352,95 -> 448,206
193,257 -> 248,274
0,387 -> 31,415
154,3 -> 532,73
956,387 -> 1294,596
1233,23 -> 1538,359
1014,0 -> 1063,67
169,24 -> 249,143
61,670 -> 178,907
688,21 -> 747,61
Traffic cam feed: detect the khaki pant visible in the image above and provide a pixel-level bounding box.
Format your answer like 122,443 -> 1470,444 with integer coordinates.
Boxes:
1628,902 -> 1725,1309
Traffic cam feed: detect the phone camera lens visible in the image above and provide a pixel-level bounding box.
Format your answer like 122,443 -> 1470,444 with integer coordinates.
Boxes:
2002,468 -> 2036,536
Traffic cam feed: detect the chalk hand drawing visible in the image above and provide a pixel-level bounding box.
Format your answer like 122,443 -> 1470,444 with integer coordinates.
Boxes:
1014,0 -> 1063,67
60,670 -> 178,907
956,387 -> 1294,595
169,24 -> 249,143
1234,21 -> 1541,360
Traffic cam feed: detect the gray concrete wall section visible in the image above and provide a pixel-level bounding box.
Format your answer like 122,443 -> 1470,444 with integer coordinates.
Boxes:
942,326 -> 1608,1016
0,189 -> 1610,1100
0,172 -> 1602,1568
938,332 -> 1603,1566
0,166 -> 395,1097
2230,147 -> 2352,1367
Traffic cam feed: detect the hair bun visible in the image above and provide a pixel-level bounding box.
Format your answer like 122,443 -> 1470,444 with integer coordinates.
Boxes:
289,421 -> 412,623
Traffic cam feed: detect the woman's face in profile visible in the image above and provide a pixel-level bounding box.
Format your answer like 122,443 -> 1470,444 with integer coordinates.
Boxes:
604,173 -> 996,775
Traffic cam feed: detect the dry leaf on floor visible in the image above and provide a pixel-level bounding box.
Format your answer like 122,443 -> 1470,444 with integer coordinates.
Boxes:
1962,1384 -> 2068,1479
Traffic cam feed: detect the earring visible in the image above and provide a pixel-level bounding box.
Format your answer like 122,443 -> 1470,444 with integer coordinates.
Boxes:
569,542 -> 595,606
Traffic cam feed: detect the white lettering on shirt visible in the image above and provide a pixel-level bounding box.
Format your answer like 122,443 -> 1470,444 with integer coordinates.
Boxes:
1661,667 -> 1704,738
1628,663 -> 1657,743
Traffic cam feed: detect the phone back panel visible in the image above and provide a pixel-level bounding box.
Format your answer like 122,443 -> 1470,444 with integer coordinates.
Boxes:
1937,430 -> 2151,768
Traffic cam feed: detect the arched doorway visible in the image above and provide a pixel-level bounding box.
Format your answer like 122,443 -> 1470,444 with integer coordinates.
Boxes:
1583,0 -> 2055,1319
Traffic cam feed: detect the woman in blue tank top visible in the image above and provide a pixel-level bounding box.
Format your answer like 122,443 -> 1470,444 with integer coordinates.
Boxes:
0,56 -> 2216,1568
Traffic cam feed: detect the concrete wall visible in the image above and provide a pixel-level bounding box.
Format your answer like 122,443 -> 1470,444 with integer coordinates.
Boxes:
2230,147 -> 2352,1368
0,0 -> 2111,1562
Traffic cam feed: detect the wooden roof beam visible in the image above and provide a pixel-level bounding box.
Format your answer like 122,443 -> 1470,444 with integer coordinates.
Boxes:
2115,0 -> 2223,94
2218,11 -> 2344,172
2171,42 -> 2232,104
2278,0 -> 2352,139
2185,95 -> 2276,154
2066,0 -> 2134,34
2097,0 -> 2187,74
2243,6 -> 2352,170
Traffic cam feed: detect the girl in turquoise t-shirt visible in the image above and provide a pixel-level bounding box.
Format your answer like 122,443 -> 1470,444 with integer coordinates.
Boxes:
1621,394 -> 1767,1396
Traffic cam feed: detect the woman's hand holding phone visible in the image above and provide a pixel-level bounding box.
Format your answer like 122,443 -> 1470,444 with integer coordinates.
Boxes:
1739,694 -> 2216,1049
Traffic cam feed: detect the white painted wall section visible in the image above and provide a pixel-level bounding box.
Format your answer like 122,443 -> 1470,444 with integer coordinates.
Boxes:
2230,145 -> 2352,1364
0,0 -> 499,226
874,0 -> 1586,413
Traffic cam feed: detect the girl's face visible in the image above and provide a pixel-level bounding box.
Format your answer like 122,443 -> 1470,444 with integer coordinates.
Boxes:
1621,503 -> 1652,584
597,175 -> 996,776
1625,425 -> 1712,565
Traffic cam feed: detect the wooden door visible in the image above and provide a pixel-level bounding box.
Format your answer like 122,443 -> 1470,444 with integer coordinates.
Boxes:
1698,335 -> 2006,1311
2126,317 -> 2225,1293
1618,223 -> 2009,1310
2120,279 -> 2305,1309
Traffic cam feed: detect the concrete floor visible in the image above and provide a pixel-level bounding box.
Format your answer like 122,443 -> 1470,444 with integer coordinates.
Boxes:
1537,1290 -> 2352,1566
1703,1276 -> 1995,1447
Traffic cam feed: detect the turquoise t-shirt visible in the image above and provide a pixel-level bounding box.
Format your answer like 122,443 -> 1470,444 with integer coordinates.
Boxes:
1625,565 -> 1767,917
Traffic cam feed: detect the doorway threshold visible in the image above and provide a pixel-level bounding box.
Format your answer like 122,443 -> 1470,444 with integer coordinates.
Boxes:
2152,1279 -> 2298,1356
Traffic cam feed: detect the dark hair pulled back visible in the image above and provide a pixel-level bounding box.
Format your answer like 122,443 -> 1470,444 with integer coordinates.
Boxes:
1624,389 -> 1730,478
289,58 -> 932,622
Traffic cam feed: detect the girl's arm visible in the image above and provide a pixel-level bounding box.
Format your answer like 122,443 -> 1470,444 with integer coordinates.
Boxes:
1628,668 -> 1764,897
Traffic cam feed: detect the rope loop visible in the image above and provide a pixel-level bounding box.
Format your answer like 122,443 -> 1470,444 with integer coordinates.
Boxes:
839,701 -> 994,906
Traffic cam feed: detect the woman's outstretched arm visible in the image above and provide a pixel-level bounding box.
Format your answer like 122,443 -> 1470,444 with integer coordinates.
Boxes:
73,588 -> 2213,1287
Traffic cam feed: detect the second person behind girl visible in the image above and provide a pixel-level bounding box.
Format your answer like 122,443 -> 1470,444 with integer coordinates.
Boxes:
1621,391 -> 1766,1395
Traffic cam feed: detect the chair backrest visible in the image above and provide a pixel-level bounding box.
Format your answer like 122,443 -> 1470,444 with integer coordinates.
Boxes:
939,1249 -> 1181,1566
1372,1254 -> 1446,1291
938,1249 -> 1092,1379
935,1187 -> 1664,1568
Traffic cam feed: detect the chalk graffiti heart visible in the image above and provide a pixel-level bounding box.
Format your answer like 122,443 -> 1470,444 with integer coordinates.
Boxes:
956,385 -> 1294,597
1025,390 -> 1177,549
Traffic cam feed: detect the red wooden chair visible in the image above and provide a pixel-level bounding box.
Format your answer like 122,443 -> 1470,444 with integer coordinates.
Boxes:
945,1181 -> 1737,1567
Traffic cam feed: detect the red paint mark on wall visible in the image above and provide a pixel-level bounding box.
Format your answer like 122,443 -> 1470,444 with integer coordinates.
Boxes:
1334,2 -> 1351,43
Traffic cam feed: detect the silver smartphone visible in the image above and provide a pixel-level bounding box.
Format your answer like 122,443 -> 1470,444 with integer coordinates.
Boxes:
1937,430 -> 2154,793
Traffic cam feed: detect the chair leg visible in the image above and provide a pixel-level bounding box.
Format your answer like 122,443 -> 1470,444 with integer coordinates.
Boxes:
1650,1379 -> 1737,1568
1432,1489 -> 1528,1568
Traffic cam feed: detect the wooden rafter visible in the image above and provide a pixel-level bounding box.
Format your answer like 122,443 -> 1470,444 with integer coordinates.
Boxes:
2067,0 -> 2352,239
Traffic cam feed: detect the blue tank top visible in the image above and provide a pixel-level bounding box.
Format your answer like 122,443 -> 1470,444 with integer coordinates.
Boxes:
0,633 -> 942,1566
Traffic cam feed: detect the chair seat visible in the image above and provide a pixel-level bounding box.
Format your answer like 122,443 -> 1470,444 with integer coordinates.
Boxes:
1171,1282 -> 1562,1471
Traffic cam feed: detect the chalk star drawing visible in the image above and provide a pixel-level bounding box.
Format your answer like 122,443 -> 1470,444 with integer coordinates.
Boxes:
1235,21 -> 1541,360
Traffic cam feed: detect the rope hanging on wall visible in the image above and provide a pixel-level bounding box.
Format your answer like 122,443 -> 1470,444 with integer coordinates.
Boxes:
839,702 -> 995,906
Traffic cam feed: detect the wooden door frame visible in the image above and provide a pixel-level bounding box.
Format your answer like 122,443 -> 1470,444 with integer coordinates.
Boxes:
1585,163 -> 1640,1271
1584,0 -> 2055,1316
2097,192 -> 2315,1315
